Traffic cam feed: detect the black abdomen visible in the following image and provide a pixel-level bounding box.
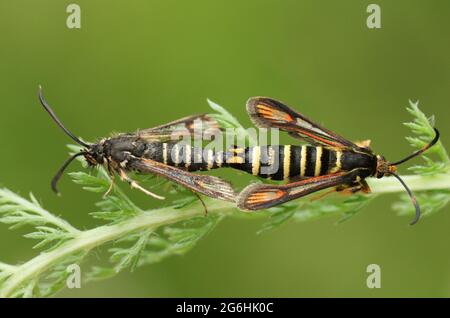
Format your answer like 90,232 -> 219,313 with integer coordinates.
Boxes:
227,145 -> 338,180
143,142 -> 225,172
144,143 -> 375,181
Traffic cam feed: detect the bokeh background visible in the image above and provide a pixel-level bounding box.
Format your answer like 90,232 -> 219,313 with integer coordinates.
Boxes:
0,0 -> 449,297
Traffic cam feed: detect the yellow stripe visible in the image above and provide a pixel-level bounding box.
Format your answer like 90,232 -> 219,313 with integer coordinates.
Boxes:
300,146 -> 307,176
333,150 -> 342,173
228,156 -> 244,164
207,149 -> 214,170
252,146 -> 261,175
330,150 -> 342,173
283,145 -> 291,181
163,143 -> 168,165
231,147 -> 245,154
314,147 -> 323,176
185,145 -> 191,169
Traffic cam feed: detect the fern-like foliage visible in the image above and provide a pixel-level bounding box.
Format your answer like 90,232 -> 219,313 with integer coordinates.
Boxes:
393,101 -> 450,218
0,100 -> 448,297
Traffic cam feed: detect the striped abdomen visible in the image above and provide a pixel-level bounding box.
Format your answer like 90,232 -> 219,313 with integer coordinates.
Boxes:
226,145 -> 342,180
143,142 -> 226,172
144,143 -> 376,180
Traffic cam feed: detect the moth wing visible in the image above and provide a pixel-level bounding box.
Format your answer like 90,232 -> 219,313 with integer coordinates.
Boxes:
237,171 -> 354,210
247,97 -> 359,149
138,114 -> 221,142
129,158 -> 236,202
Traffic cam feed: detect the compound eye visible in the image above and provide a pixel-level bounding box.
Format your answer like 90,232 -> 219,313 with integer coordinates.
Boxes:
85,154 -> 97,166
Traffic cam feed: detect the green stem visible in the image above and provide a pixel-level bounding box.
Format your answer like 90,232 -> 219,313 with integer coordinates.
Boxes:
0,200 -> 233,298
1,172 -> 449,298
367,173 -> 450,193
0,262 -> 16,273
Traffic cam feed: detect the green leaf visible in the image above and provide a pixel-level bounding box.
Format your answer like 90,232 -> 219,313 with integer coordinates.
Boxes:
109,229 -> 153,273
393,189 -> 450,218
24,226 -> 74,250
69,171 -> 110,193
85,267 -> 117,283
138,215 -> 222,266
257,204 -> 297,234
207,99 -> 257,145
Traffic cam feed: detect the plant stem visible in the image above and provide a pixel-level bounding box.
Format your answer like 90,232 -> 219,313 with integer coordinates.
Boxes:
367,173 -> 450,193
0,200 -> 233,298
0,262 -> 16,273
1,172 -> 449,297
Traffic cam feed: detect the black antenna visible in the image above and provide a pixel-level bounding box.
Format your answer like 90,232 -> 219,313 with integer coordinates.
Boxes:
390,128 -> 440,166
51,152 -> 86,194
390,172 -> 420,225
38,85 -> 90,148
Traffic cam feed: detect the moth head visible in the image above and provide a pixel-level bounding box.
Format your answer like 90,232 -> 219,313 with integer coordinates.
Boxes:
84,143 -> 106,166
374,155 -> 389,178
377,128 -> 440,225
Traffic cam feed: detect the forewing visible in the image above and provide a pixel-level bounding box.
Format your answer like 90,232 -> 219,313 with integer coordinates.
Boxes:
237,171 -> 353,210
129,158 -> 236,202
138,114 -> 221,142
246,97 -> 358,148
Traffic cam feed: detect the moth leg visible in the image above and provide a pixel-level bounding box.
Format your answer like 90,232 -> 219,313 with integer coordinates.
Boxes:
310,179 -> 370,201
119,169 -> 165,200
104,164 -> 116,197
359,179 -> 371,194
337,180 -> 371,195
192,191 -> 208,216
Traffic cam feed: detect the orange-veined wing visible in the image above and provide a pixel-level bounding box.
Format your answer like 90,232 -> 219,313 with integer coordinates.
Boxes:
237,171 -> 357,210
246,97 -> 359,149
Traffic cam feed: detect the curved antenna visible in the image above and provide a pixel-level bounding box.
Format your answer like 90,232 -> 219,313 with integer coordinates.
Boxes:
38,85 -> 90,148
51,152 -> 86,194
390,172 -> 420,225
390,128 -> 440,166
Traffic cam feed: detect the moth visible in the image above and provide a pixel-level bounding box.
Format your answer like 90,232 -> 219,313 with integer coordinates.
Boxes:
233,97 -> 439,225
38,86 -> 236,205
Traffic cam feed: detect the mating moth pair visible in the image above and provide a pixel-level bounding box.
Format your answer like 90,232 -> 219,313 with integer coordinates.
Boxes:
39,87 -> 439,225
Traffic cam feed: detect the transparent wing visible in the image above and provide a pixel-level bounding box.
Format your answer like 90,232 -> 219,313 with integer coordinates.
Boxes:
129,157 -> 236,202
137,114 -> 221,143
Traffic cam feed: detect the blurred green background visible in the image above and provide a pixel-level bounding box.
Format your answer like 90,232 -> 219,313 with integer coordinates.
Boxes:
0,0 -> 449,297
